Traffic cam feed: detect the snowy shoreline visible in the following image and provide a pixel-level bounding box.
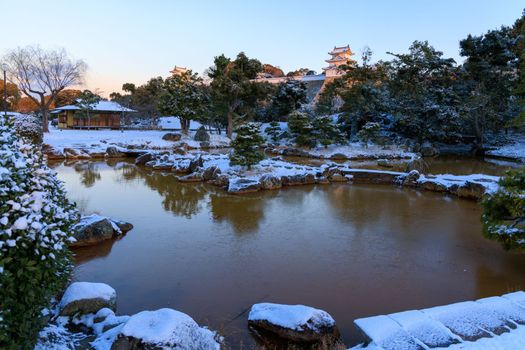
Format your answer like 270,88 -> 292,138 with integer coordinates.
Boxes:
137,152 -> 499,200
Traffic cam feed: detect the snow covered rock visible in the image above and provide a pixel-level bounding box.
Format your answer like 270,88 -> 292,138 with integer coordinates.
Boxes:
111,308 -> 221,350
455,181 -> 486,200
106,146 -> 126,158
228,178 -> 261,194
248,303 -> 339,343
281,173 -> 316,186
259,174 -> 282,190
135,153 -> 154,166
59,282 -> 117,316
162,132 -> 182,142
403,170 -> 420,187
193,126 -> 210,142
202,165 -> 221,181
71,214 -> 133,247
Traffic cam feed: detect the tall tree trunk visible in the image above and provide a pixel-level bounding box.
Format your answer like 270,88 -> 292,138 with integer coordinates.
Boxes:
181,118 -> 189,134
227,109 -> 234,138
41,105 -> 49,133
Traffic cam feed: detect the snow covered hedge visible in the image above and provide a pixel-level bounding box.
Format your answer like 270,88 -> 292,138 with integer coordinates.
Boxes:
13,113 -> 43,145
0,116 -> 79,348
482,168 -> 525,249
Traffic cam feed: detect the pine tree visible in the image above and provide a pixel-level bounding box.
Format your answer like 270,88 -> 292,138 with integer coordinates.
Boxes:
357,122 -> 381,148
264,121 -> 281,143
288,110 -> 316,148
158,71 -> 209,134
0,116 -> 79,349
482,168 -> 525,250
312,115 -> 345,148
230,122 -> 265,169
269,80 -> 307,118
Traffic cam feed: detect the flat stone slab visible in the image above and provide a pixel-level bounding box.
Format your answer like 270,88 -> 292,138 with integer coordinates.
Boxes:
354,292 -> 525,349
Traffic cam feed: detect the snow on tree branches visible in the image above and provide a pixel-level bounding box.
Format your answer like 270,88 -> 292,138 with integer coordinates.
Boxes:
482,168 -> 525,250
0,115 -> 79,348
230,122 -> 265,169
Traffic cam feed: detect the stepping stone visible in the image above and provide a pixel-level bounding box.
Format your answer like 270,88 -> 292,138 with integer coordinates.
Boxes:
354,315 -> 425,350
422,301 -> 501,341
503,291 -> 525,309
389,310 -> 461,348
477,296 -> 525,328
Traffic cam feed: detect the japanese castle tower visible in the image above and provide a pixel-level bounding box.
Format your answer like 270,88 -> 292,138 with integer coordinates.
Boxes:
323,45 -> 354,77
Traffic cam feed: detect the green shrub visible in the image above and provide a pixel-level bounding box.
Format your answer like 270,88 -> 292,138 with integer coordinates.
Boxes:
288,110 -> 316,148
482,168 -> 525,249
230,122 -> 265,169
0,116 -> 79,349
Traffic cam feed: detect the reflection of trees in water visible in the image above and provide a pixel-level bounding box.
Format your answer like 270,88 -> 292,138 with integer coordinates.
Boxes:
209,193 -> 268,235
117,165 -> 207,218
73,162 -> 101,188
323,184 -> 449,233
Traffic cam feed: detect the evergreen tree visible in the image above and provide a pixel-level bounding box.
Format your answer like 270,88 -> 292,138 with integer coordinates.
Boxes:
0,116 -> 79,349
208,52 -> 270,138
337,47 -> 391,137
312,115 -> 345,148
288,110 -> 315,148
268,79 -> 307,119
459,26 -> 519,146
388,41 -> 463,143
265,120 -> 281,143
357,121 -> 381,148
482,168 -> 525,249
158,71 -> 209,134
76,90 -> 101,129
230,122 -> 265,168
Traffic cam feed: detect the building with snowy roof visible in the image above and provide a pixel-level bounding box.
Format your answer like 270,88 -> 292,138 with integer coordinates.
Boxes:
323,45 -> 354,77
51,100 -> 136,129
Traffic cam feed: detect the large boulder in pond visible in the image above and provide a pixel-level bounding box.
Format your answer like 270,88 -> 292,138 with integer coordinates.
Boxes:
248,303 -> 340,343
193,126 -> 210,142
59,282 -> 117,316
71,215 -> 133,247
162,132 -> 182,142
110,308 -> 221,350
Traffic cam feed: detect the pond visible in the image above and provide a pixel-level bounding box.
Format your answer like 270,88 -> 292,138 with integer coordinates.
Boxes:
51,158 -> 525,348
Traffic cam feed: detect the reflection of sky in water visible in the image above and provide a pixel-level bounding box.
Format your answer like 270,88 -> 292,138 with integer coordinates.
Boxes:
54,160 -> 525,348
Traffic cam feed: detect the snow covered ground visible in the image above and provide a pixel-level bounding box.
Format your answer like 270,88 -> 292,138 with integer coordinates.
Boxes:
486,135 -> 525,162
308,143 -> 415,160
43,127 -> 230,154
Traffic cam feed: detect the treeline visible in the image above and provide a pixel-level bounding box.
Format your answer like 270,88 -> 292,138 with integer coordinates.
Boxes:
318,11 -> 525,149
108,9 -> 525,149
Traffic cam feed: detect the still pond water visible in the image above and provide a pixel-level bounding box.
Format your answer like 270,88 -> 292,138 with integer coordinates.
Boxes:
51,157 -> 525,348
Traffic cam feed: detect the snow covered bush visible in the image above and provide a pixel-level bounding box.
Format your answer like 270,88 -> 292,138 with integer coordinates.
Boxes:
357,122 -> 381,148
482,168 -> 525,249
265,121 -> 281,143
312,115 -> 346,148
0,116 -> 79,349
230,122 -> 265,169
13,114 -> 43,145
288,110 -> 316,148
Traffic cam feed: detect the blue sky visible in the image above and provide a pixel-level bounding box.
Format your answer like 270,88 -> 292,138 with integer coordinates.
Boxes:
2,0 -> 523,95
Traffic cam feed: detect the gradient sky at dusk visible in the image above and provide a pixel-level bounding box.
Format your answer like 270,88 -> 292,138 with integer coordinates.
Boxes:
2,0 -> 523,95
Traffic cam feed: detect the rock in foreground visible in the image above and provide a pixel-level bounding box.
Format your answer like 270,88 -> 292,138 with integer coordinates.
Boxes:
111,308 -> 221,350
71,214 -> 133,247
248,303 -> 339,343
59,282 -> 117,316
